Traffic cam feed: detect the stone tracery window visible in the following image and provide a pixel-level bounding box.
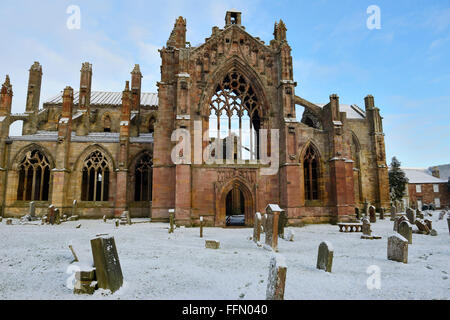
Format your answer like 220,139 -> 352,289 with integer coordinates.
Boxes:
304,146 -> 319,201
81,151 -> 110,201
17,150 -> 51,201
134,153 -> 153,201
209,70 -> 261,161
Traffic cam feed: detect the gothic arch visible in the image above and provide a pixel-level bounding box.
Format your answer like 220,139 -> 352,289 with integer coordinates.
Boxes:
11,143 -> 55,171
73,144 -> 115,173
216,177 -> 254,227
299,140 -> 324,203
199,56 -> 270,119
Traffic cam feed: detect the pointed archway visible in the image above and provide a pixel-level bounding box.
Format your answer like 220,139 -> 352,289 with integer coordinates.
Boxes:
216,178 -> 254,227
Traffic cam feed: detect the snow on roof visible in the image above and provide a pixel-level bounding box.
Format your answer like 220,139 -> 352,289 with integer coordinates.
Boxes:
429,164 -> 450,181
44,91 -> 158,107
316,104 -> 366,119
402,168 -> 447,184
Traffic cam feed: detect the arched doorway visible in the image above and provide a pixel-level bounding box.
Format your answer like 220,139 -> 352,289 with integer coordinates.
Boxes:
217,179 -> 254,227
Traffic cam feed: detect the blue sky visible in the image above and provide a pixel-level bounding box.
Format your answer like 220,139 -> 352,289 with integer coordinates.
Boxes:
0,0 -> 449,168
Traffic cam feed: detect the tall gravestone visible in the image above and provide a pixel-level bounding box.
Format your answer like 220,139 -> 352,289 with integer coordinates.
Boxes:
48,205 -> 55,225
262,214 -> 268,233
253,212 -> 262,243
265,204 -> 283,252
29,201 -> 36,218
362,217 -> 371,236
200,216 -> 204,238
278,210 -> 288,239
90,236 -> 123,293
316,242 -> 334,273
168,209 -> 175,234
387,234 -> 408,264
398,220 -> 412,244
390,205 -> 396,221
393,215 -> 407,232
369,206 -> 377,223
406,208 -> 415,225
266,254 -> 287,300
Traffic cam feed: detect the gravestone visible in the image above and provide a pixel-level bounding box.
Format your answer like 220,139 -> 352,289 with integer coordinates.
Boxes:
424,219 -> 432,230
406,208 -> 415,224
390,205 -> 396,221
103,215 -> 107,223
278,210 -> 288,239
362,217 -> 371,236
439,211 -> 446,220
74,268 -> 97,295
379,208 -> 385,220
253,212 -> 262,243
90,236 -> 123,293
29,201 -> 36,218
205,240 -> 220,249
265,204 -> 283,252
54,209 -> 61,225
283,229 -> 295,242
387,234 -> 408,264
115,219 -> 119,228
398,220 -> 412,244
416,208 -> 423,219
266,254 -> 287,300
364,201 -> 370,216
6,218 -> 12,225
415,219 -> 430,234
261,214 -> 268,233
393,215 -> 408,232
369,206 -> 377,223
168,209 -> 175,234
0,217 -> 2,222
200,216 -> 204,238
447,218 -> 450,235
316,241 -> 334,273
48,205 -> 56,225
68,244 -> 79,262
72,200 -> 77,217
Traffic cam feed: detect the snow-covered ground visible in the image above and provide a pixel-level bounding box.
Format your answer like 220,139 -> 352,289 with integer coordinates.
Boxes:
0,214 -> 449,300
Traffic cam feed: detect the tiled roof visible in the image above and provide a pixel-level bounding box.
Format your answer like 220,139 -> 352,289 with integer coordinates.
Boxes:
44,91 -> 158,107
8,131 -> 154,143
316,104 -> 366,119
402,168 -> 447,184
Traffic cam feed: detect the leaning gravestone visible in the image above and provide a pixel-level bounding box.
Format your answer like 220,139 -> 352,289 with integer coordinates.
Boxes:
316,241 -> 333,273
369,206 -> 377,223
29,201 -> 36,218
415,219 -> 430,234
90,236 -> 123,293
266,254 -> 287,300
393,215 -> 408,232
424,219 -> 432,230
406,208 -> 415,225
416,208 -> 423,219
387,233 -> 408,264
390,205 -> 396,221
253,212 -> 262,243
265,204 -> 283,252
278,210 -> 288,239
439,211 -> 446,220
398,220 -> 412,244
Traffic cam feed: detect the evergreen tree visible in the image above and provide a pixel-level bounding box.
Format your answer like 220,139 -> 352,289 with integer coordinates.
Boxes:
388,157 -> 408,202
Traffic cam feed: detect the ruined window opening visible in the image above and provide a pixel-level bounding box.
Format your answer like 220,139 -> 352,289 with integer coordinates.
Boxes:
17,150 -> 51,201
304,146 -> 319,201
134,153 -> 153,202
149,117 -> 155,134
209,70 -> 261,162
103,115 -> 111,132
81,151 -> 110,201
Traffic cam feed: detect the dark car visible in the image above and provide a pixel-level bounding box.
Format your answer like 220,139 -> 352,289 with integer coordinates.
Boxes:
422,204 -> 436,211
226,215 -> 245,226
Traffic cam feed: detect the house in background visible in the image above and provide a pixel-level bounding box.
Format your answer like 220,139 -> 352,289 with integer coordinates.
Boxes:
403,168 -> 450,209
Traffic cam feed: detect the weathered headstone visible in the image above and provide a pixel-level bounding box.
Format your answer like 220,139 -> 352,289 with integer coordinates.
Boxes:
90,236 -> 123,293
205,240 -> 220,249
439,211 -> 446,220
74,268 -> 97,295
398,220 -> 412,244
316,241 -> 333,273
390,205 -> 396,221
387,234 -> 408,264
265,204 -> 283,252
261,214 -> 268,233
362,217 -> 371,236
6,218 -> 12,225
48,205 -> 56,225
369,206 -> 376,223
364,201 -> 370,216
424,219 -> 432,230
416,208 -> 423,219
393,215 -> 408,232
415,219 -> 430,234
168,209 -> 175,234
29,201 -> 36,218
406,208 -> 415,225
253,212 -> 262,243
115,219 -> 119,228
266,254 -> 287,300
355,208 -> 360,220
72,200 -> 77,217
200,216 -> 204,238
379,208 -> 385,220
103,215 -> 107,223
430,229 -> 438,236
278,210 -> 288,238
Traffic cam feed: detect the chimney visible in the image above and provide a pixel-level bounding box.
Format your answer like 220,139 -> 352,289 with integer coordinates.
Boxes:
131,64 -> 142,112
431,167 -> 440,179
79,62 -> 92,110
